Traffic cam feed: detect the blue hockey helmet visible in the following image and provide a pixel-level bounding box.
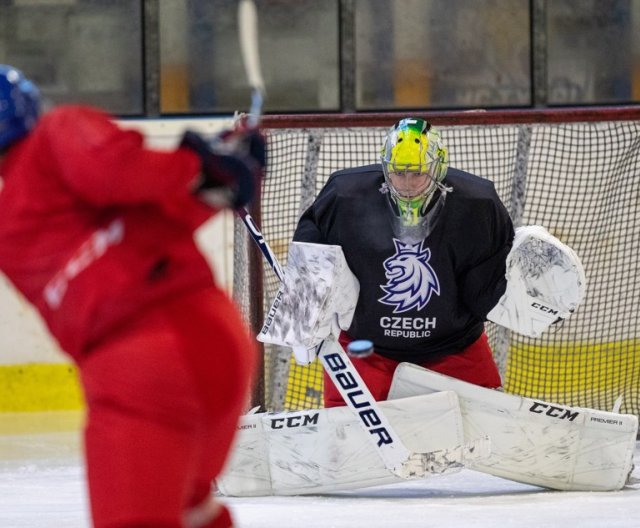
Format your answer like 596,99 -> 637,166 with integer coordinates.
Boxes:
0,65 -> 41,151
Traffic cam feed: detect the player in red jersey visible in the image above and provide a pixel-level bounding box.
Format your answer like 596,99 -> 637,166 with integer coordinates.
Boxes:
0,64 -> 261,528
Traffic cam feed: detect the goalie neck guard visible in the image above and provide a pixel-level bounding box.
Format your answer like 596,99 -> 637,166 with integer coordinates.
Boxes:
380,118 -> 451,242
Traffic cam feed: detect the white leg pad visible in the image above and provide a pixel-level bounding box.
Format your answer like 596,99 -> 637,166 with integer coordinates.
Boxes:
389,363 -> 638,491
218,391 -> 472,496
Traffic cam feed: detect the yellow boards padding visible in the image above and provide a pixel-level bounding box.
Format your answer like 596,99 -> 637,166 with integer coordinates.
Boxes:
504,339 -> 640,416
0,364 -> 84,412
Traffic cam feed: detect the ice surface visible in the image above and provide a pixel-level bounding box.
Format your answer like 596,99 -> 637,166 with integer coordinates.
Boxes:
1,412 -> 638,528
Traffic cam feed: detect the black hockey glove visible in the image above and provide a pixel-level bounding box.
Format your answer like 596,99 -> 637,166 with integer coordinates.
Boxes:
181,129 -> 265,208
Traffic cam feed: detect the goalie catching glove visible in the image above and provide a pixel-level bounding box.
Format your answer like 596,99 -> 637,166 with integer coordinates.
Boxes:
181,128 -> 265,208
258,242 -> 360,366
487,225 -> 586,337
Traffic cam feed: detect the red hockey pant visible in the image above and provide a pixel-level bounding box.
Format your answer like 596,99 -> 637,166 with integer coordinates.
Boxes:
324,331 -> 501,408
78,286 -> 256,527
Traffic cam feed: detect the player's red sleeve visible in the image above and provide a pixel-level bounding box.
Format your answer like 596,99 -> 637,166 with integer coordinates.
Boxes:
42,105 -> 201,207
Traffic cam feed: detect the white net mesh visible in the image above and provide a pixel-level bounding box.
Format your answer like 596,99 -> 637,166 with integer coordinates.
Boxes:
236,117 -> 640,417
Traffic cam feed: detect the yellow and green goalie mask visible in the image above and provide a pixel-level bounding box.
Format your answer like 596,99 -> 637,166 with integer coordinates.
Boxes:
380,118 -> 449,228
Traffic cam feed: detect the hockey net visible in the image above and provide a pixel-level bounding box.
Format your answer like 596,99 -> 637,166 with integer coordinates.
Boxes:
233,108 -> 640,419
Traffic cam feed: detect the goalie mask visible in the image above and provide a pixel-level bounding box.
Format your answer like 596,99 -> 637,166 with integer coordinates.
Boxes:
380,118 -> 450,242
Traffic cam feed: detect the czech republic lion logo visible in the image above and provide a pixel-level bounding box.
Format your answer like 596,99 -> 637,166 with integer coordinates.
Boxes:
379,240 -> 440,313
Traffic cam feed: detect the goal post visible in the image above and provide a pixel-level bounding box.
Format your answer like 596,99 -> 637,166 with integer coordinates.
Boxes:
234,107 -> 640,418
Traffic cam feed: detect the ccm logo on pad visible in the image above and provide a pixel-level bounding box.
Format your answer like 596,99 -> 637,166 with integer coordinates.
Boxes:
270,413 -> 319,429
531,302 -> 559,315
529,401 -> 579,421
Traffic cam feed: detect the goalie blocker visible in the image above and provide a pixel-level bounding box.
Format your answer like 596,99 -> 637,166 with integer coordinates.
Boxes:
258,241 -> 359,366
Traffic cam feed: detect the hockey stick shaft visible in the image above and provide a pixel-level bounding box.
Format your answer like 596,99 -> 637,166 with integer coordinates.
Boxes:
238,0 -> 265,128
237,208 -> 422,475
234,207 -> 284,282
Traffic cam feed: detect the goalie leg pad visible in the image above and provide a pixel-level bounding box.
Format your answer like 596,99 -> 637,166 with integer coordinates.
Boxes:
218,391 -> 473,496
389,363 -> 637,491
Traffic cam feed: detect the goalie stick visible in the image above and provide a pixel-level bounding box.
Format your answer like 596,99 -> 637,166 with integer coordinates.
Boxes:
235,0 -> 282,276
234,0 -> 486,478
238,208 -> 488,478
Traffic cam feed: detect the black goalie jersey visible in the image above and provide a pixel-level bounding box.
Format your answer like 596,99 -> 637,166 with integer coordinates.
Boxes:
294,164 -> 515,363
